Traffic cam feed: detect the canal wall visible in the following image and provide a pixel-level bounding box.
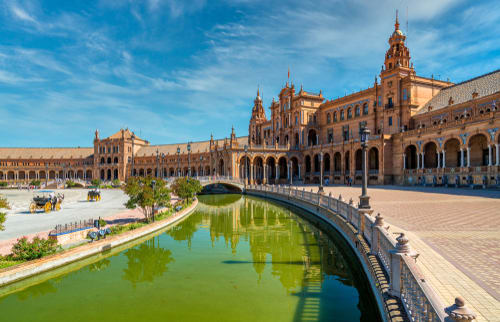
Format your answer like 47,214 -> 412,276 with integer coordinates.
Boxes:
0,199 -> 198,287
246,185 -> 463,322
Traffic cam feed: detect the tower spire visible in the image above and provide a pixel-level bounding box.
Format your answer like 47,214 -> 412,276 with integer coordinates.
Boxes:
395,9 -> 400,31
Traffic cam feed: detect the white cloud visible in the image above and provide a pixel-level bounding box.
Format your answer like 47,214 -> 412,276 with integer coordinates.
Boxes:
10,4 -> 37,24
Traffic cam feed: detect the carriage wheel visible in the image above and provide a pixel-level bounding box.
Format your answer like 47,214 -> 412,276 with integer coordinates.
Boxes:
29,202 -> 36,214
55,202 -> 61,211
44,202 -> 52,213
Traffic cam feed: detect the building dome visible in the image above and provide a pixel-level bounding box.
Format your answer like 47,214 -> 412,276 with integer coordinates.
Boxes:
392,29 -> 403,37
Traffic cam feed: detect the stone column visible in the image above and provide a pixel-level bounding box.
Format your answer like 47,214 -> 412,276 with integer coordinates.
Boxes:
403,154 -> 406,169
421,152 -> 425,169
437,152 -> 441,169
442,150 -> 446,168
298,164 -> 301,179
488,145 -> 492,166
466,147 -> 471,167
275,165 -> 279,181
496,144 -> 499,166
250,163 -> 254,184
460,148 -> 464,167
263,164 -> 267,184
417,152 -> 420,169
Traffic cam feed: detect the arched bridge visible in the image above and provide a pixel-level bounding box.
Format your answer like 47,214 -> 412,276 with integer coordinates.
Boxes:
198,176 -> 245,194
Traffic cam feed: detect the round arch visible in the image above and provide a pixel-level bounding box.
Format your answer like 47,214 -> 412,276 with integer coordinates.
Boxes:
424,142 -> 438,168
404,145 -> 417,169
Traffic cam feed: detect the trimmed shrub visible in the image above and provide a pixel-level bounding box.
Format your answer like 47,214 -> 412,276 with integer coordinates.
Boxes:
66,180 -> 83,188
30,180 -> 41,187
0,181 -> 8,187
91,179 -> 101,187
11,237 -> 60,261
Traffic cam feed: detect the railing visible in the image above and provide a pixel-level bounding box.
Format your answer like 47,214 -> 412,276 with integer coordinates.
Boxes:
49,219 -> 94,236
245,184 -> 464,322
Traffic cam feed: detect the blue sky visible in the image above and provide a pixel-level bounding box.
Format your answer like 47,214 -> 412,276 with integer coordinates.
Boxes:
0,0 -> 499,147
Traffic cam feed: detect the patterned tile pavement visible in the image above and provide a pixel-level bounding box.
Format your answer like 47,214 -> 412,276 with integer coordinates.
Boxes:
296,184 -> 500,321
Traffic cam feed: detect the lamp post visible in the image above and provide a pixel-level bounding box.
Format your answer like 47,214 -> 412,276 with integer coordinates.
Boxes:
156,149 -> 160,178
161,153 -> 165,179
151,179 -> 156,222
177,147 -> 181,177
131,133 -> 135,177
359,126 -> 371,209
318,152 -> 324,193
187,142 -> 191,177
244,145 -> 248,188
199,156 -> 203,178
45,163 -> 48,188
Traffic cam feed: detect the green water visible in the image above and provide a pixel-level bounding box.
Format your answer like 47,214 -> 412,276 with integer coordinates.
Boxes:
0,195 -> 380,322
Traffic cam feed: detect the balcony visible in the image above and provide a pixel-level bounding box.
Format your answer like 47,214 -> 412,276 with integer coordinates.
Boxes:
385,102 -> 394,109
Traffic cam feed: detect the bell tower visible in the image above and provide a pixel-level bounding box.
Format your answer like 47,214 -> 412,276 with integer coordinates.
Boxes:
383,11 -> 413,73
248,88 -> 267,145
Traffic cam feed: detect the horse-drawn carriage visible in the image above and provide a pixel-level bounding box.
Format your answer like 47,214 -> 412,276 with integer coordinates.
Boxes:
87,187 -> 101,202
29,191 -> 64,213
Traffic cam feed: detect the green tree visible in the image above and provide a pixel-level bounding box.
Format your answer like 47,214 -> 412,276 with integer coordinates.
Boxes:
91,179 -> 101,187
111,179 -> 121,187
123,176 -> 171,222
171,177 -> 202,204
0,195 -> 10,231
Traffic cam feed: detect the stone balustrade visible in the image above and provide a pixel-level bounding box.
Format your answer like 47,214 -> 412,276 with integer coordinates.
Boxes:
245,183 -> 477,322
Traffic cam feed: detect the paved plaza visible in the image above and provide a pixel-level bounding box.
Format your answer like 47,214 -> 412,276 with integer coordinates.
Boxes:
296,184 -> 500,321
0,189 -> 128,241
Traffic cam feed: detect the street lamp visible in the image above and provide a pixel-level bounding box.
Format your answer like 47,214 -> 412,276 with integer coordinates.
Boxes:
131,133 -> 135,177
244,145 -> 248,188
359,126 -> 371,209
161,153 -> 165,179
177,147 -> 181,177
199,155 -> 203,178
156,149 -> 160,178
151,179 -> 156,222
45,163 -> 48,188
187,142 -> 191,177
318,152 -> 324,193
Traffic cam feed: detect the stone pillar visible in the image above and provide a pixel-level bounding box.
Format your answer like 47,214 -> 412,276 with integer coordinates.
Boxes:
275,165 -> 279,181
488,145 -> 492,166
403,154 -> 406,169
460,148 -> 464,167
370,213 -> 384,255
263,164 -> 267,184
443,150 -> 446,168
421,152 -> 425,169
466,147 -> 471,167
298,164 -> 301,179
417,152 -> 420,169
437,152 -> 441,169
496,144 -> 500,166
250,164 -> 254,184
287,162 -> 290,180
389,233 -> 416,297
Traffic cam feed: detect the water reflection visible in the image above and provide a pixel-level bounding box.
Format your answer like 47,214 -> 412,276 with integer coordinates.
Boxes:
122,238 -> 174,287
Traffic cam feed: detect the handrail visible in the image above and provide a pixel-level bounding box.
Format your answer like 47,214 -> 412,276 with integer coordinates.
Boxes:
244,183 -> 464,322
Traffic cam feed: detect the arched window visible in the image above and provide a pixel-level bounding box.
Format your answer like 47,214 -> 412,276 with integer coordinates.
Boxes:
340,110 -> 345,120
326,113 -> 331,124
363,103 -> 369,115
355,105 -> 360,117
347,108 -> 352,119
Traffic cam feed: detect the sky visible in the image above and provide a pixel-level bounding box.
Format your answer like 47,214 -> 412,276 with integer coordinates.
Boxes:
0,0 -> 499,147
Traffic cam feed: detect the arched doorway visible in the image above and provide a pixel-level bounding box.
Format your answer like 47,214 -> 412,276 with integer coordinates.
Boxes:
290,157 -> 299,178
239,156 -> 250,181
266,157 -> 276,183
218,159 -> 225,176
294,133 -> 299,148
107,169 -> 112,180
308,129 -> 317,146
100,169 -> 105,180
323,153 -> 330,173
305,155 -> 311,173
424,142 -> 438,168
49,171 -> 56,179
86,170 -> 92,180
404,145 -> 417,169
278,157 -> 287,179
254,157 -> 264,184
444,139 -> 460,168
355,149 -> 362,173
114,169 -> 118,180
344,151 -> 350,174
139,169 -> 145,177
334,152 -> 341,173
313,154 -> 320,173
468,134 -> 488,166
369,147 -> 379,173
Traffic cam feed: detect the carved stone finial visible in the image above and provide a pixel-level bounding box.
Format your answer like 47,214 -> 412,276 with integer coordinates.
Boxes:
445,297 -> 477,321
349,198 -> 353,205
375,213 -> 384,227
338,194 -> 343,201
395,233 -> 410,253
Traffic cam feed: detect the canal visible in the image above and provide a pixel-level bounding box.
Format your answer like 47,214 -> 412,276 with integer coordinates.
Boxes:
0,194 -> 380,321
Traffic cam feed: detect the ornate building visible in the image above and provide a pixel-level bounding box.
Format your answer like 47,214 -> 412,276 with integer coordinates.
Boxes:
1,16 -> 499,187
